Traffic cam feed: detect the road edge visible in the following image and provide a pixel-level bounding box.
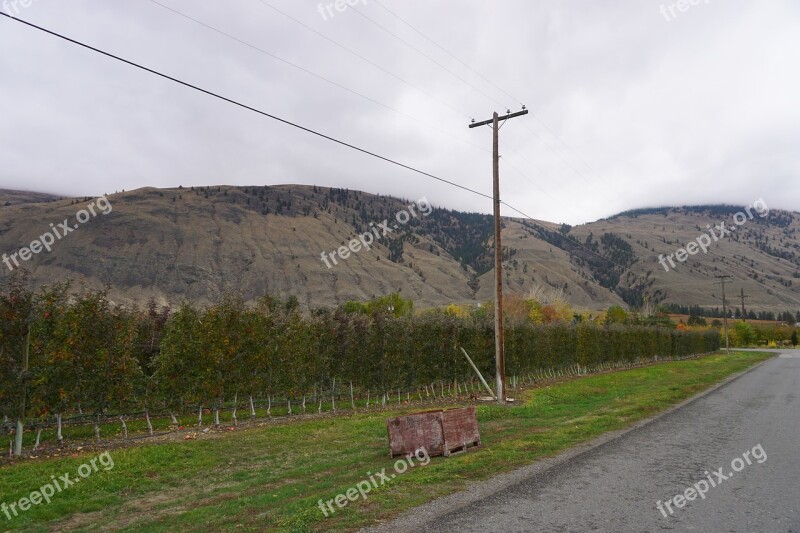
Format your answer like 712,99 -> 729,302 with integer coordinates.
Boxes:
362,351 -> 777,532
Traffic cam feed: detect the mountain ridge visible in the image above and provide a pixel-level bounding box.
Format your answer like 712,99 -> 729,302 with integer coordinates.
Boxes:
1,186 -> 798,313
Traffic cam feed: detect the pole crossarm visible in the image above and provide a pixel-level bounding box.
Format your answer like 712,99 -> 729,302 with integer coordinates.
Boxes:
469,109 -> 528,128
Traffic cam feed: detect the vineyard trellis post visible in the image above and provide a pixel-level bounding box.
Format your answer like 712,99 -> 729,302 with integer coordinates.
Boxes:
14,326 -> 30,456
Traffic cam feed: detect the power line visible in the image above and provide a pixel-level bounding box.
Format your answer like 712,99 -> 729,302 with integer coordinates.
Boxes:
144,0 -> 487,153
372,0 -> 522,108
497,155 -> 551,196
253,0 -> 609,199
517,120 -> 627,202
348,4 -> 510,111
367,2 -> 627,201
280,0 -> 608,199
473,126 -> 633,272
502,126 -> 620,206
247,3 -> 621,230
480,125 -> 624,226
0,12 -> 492,200
352,3 -> 635,206
253,0 -> 471,121
1,13 -> 632,277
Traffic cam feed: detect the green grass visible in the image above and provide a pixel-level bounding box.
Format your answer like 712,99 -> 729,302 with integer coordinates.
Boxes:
0,351 -> 771,532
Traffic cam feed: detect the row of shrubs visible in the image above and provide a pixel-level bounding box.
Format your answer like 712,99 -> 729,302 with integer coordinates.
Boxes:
1,280 -> 719,440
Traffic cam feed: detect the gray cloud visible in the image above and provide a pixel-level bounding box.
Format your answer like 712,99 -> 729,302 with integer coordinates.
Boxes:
1,0 -> 797,224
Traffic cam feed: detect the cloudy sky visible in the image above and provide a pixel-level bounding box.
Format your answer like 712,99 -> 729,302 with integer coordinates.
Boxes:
1,0 -> 798,225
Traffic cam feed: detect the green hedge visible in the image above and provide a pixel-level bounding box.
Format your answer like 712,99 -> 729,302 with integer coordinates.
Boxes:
1,284 -> 721,427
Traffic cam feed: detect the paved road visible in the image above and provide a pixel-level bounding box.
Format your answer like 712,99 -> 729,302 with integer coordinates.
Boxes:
375,350 -> 800,532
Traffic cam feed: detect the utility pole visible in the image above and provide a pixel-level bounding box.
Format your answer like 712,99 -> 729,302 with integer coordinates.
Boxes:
714,275 -> 733,353
469,107 -> 528,404
740,288 -> 749,322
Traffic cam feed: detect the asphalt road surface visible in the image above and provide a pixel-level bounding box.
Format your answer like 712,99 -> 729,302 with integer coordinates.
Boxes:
374,350 -> 800,532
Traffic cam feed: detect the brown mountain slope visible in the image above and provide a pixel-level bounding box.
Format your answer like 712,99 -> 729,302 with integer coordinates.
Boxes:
0,189 -> 62,206
0,186 -> 798,313
574,206 -> 800,311
0,186 -> 473,308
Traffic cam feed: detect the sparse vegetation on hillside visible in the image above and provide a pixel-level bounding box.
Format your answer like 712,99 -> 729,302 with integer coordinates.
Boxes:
1,186 -> 798,312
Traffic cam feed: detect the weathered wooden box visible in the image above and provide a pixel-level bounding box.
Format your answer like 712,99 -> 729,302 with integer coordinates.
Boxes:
387,406 -> 481,457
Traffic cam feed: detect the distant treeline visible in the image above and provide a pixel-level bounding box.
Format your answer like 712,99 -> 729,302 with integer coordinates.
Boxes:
609,204 -> 785,220
661,303 -> 800,323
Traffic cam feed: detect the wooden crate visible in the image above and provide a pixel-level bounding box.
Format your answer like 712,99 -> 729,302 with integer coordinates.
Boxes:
387,406 -> 480,458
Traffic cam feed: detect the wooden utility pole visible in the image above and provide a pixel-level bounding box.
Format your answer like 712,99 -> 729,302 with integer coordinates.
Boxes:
469,107 -> 528,404
714,275 -> 733,353
740,288 -> 749,322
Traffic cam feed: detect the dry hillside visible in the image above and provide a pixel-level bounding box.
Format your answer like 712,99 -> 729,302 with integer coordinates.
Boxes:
0,186 -> 798,313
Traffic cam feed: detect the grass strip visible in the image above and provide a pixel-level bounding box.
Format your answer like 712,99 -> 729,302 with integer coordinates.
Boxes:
0,351 -> 772,532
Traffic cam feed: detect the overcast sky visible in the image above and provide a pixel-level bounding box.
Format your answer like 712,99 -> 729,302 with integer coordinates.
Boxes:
1,0 -> 798,225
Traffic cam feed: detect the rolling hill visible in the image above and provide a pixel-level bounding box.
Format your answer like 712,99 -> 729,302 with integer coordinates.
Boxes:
1,186 -> 798,314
